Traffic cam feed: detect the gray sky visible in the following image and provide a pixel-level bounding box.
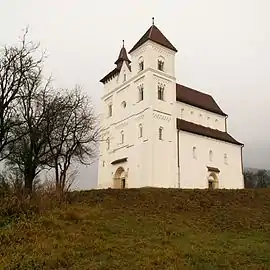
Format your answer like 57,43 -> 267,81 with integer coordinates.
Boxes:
1,0 -> 270,188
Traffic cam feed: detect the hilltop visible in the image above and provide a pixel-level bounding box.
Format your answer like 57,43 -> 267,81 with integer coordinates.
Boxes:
1,188 -> 270,269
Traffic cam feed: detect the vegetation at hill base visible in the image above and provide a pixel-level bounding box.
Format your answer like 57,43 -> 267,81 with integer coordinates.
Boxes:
1,188 -> 270,269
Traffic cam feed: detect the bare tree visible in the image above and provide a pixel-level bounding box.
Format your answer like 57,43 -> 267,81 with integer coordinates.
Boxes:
256,169 -> 268,188
46,86 -> 99,193
244,170 -> 255,188
6,71 -> 53,193
0,28 -> 43,160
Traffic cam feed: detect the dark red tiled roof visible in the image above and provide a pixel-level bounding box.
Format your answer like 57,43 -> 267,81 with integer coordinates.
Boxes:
176,119 -> 243,146
129,24 -> 177,54
100,67 -> 120,84
115,46 -> 131,67
176,84 -> 227,116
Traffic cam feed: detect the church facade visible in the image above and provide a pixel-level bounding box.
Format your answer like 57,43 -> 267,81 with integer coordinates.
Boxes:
98,21 -> 244,189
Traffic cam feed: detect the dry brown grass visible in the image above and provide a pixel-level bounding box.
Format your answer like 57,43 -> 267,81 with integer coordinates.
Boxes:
1,188 -> 270,269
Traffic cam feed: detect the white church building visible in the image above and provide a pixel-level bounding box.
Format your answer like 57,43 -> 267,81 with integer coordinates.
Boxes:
98,20 -> 244,189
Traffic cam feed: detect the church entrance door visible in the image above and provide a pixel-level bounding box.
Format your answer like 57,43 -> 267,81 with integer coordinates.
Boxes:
113,167 -> 127,189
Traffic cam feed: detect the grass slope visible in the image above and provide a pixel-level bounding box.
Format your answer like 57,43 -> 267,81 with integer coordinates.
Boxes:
1,188 -> 270,269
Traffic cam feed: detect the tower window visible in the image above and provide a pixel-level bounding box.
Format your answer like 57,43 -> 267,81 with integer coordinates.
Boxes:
158,85 -> 164,100
139,124 -> 143,138
138,85 -> 144,102
120,130 -> 124,144
192,147 -> 197,159
139,61 -> 144,71
108,104 -> 113,117
209,150 -> 213,162
123,73 -> 127,82
158,60 -> 164,71
159,127 -> 163,140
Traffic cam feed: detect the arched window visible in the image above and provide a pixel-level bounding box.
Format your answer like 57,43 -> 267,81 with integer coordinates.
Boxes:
138,85 -> 144,102
139,124 -> 143,138
106,137 -> 110,150
224,154 -> 228,165
157,56 -> 165,71
120,130 -> 124,144
192,147 -> 197,159
159,127 -> 163,140
158,84 -> 164,100
209,150 -> 213,162
138,57 -> 144,72
121,101 -> 127,108
108,104 -> 112,117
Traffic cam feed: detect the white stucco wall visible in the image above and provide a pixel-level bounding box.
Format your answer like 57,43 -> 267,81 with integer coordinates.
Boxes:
129,41 -> 176,78
98,33 -> 243,190
178,131 -> 244,189
175,102 -> 226,131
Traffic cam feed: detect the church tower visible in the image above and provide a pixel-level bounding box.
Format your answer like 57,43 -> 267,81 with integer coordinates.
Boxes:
98,19 -> 179,188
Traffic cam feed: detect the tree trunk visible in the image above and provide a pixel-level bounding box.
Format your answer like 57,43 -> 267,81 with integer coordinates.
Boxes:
55,161 -> 60,193
24,175 -> 33,195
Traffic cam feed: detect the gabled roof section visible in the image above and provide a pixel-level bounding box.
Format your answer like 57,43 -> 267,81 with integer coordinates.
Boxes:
176,119 -> 243,146
100,67 -> 121,84
129,24 -> 177,54
100,43 -> 131,84
176,84 -> 227,116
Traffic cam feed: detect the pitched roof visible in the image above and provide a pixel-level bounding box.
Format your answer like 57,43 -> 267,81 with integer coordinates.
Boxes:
129,24 -> 177,54
176,84 -> 227,116
176,118 -> 243,146
100,67 -> 120,84
114,46 -> 131,67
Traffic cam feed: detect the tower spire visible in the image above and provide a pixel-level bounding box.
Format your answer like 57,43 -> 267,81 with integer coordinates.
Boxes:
152,17 -> 155,25
114,40 -> 131,68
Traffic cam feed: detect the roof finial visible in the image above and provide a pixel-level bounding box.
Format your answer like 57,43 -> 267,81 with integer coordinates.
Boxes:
152,17 -> 155,25
122,40 -> 125,47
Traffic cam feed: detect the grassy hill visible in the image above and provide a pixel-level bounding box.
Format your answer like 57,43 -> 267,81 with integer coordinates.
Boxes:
1,188 -> 270,269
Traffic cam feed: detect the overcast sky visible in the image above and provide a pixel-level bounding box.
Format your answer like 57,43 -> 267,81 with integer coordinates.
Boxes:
1,0 -> 270,188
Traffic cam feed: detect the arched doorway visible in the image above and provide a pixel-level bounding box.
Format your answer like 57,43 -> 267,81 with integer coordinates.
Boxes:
113,167 -> 127,189
208,172 -> 219,189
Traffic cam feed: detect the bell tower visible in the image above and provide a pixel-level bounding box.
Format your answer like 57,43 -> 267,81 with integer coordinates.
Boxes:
98,19 -> 179,189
